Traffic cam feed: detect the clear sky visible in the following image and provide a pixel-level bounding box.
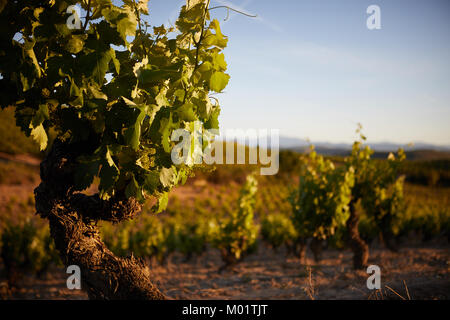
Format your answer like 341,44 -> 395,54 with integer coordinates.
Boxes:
146,0 -> 450,146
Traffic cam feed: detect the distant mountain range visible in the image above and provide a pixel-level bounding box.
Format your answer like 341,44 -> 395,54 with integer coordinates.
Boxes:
220,135 -> 450,160
279,136 -> 450,152
278,136 -> 450,160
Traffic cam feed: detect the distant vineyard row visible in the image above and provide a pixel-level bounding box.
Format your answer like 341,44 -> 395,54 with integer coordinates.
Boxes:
1,167 -> 448,283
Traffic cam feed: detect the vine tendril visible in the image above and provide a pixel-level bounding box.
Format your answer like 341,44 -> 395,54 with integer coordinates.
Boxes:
208,5 -> 257,20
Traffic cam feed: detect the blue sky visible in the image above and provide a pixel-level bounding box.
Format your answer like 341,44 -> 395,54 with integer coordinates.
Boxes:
146,0 -> 450,146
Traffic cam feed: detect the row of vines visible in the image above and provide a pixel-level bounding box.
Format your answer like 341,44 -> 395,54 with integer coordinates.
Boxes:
1,141 -> 449,284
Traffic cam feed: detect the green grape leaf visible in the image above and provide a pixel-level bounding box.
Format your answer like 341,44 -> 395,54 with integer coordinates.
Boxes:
154,192 -> 169,213
74,159 -> 100,191
209,71 -> 230,92
143,171 -> 160,194
65,35 -> 85,54
177,103 -> 197,122
125,176 -> 143,201
159,112 -> 174,153
124,107 -> 146,150
29,123 -> 47,151
160,166 -> 177,188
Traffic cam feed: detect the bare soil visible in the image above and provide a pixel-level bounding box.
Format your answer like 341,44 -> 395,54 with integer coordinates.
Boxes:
2,244 -> 449,300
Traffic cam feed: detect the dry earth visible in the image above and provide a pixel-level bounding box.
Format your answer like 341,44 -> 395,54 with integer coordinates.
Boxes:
2,244 -> 449,300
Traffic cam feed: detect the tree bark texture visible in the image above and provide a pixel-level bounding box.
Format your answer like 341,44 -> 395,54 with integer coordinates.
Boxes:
34,140 -> 165,300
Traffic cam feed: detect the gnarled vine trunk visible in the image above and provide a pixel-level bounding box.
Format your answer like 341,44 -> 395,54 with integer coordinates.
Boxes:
346,200 -> 369,270
34,140 -> 165,300
297,238 -> 307,264
379,215 -> 398,252
310,238 -> 323,263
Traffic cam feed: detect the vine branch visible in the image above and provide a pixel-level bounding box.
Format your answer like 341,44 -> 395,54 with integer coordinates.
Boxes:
82,0 -> 92,31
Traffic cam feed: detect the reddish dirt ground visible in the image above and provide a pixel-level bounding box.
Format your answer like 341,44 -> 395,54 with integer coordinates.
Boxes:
2,244 -> 449,300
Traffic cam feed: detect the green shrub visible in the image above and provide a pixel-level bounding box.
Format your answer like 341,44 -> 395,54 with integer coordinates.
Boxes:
211,174 -> 259,267
289,147 -> 354,241
0,220 -> 60,283
261,213 -> 298,250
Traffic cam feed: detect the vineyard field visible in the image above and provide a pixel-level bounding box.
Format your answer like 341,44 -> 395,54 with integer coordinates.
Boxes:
0,153 -> 449,299
0,0 -> 449,303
